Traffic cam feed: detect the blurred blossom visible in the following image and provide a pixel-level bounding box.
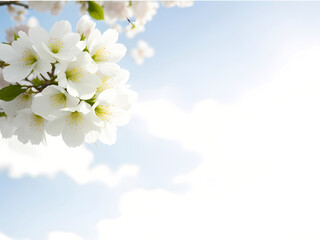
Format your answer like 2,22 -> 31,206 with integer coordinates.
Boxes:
131,40 -> 155,65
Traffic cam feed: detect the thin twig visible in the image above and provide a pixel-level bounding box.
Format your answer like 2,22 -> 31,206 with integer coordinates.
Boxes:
0,1 -> 29,9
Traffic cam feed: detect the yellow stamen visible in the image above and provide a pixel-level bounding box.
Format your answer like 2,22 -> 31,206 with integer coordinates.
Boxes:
66,111 -> 84,126
92,46 -> 109,63
48,37 -> 64,54
18,49 -> 37,66
97,75 -> 112,93
29,114 -> 44,130
65,67 -> 84,82
49,93 -> 67,107
95,105 -> 112,122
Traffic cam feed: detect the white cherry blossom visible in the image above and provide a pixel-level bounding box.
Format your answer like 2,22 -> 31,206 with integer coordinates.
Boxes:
14,108 -> 48,145
131,1 -> 159,25
131,40 -> 155,65
87,28 -> 126,69
103,1 -> 130,24
90,91 -> 132,145
97,63 -> 130,94
28,1 -> 66,15
29,20 -> 84,62
57,52 -> 100,100
46,101 -> 102,147
125,22 -> 145,39
31,85 -> 80,120
77,15 -> 96,40
0,91 -> 33,116
0,31 -> 51,83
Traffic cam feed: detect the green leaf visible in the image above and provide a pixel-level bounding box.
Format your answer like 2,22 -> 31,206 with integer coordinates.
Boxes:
87,1 -> 104,20
0,112 -> 7,117
0,85 -> 26,101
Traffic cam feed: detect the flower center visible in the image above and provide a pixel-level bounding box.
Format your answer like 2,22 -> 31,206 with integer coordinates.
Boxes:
95,105 -> 112,122
66,111 -> 83,126
17,93 -> 32,107
92,46 -> 109,63
29,114 -> 44,130
48,37 -> 64,54
97,75 -> 112,93
49,93 -> 67,107
65,67 -> 84,82
19,49 -> 37,66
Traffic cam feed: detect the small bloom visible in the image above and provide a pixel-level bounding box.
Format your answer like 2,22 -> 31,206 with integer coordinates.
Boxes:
131,1 -> 159,25
77,15 -> 96,40
0,31 -> 51,83
90,92 -> 132,145
32,85 -> 80,120
50,1 -> 66,15
130,40 -> 154,65
96,63 -> 130,98
29,20 -> 84,62
102,1 -> 130,24
46,101 -> 102,147
87,29 -> 126,69
1,91 -> 33,116
57,52 -> 101,100
14,109 -> 48,144
125,22 -> 145,38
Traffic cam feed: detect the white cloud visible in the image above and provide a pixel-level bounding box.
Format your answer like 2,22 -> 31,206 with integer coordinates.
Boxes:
47,231 -> 83,240
96,46 -> 320,239
0,231 -> 82,240
0,233 -> 14,240
3,44 -> 320,240
0,136 -> 139,188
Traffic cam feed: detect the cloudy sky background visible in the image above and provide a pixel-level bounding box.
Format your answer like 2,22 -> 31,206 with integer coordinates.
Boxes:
1,1 -> 320,240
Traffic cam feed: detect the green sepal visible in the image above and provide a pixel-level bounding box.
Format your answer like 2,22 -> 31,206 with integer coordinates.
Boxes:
14,32 -> 19,41
84,95 -> 97,106
32,77 -> 44,88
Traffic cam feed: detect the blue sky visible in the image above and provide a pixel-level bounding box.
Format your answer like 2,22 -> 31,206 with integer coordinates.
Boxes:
2,2 -> 320,240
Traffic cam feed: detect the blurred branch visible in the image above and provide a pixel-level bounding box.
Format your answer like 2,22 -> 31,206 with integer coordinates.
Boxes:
0,1 -> 29,9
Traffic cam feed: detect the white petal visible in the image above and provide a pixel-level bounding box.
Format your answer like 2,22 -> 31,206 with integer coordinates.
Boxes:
98,89 -> 117,104
46,115 -> 66,136
62,32 -> 82,50
0,44 -> 15,63
110,107 -> 130,126
99,123 -> 117,145
35,58 -> 52,74
3,64 -> 33,82
101,29 -> 118,45
62,122 -> 85,147
106,43 -> 127,63
50,20 -> 72,39
29,26 -> 49,50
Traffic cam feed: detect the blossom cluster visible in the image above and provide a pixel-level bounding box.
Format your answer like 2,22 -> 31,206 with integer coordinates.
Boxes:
0,16 -> 137,147
5,1 -> 193,38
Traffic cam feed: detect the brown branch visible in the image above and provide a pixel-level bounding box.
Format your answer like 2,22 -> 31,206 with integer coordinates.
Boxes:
0,1 -> 29,9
